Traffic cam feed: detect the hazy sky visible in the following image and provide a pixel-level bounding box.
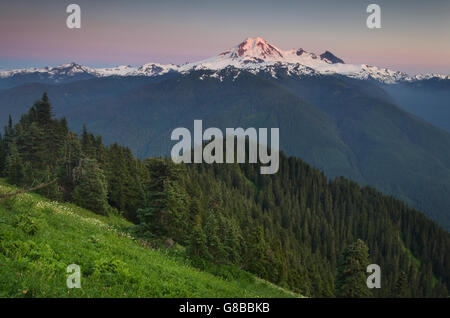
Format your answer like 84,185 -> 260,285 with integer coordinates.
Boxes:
1,0 -> 449,74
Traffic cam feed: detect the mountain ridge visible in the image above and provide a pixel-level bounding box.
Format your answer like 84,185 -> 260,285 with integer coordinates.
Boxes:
1,37 -> 449,85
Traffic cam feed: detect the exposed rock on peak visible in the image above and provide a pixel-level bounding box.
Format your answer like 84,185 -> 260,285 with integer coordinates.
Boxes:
319,51 -> 345,64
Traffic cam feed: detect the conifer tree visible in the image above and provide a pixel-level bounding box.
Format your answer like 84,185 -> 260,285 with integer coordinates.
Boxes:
72,158 -> 109,215
335,239 -> 371,298
137,158 -> 188,240
0,135 -> 6,177
33,93 -> 53,127
56,132 -> 83,200
188,224 -> 212,265
392,271 -> 409,298
2,115 -> 15,155
6,142 -> 24,185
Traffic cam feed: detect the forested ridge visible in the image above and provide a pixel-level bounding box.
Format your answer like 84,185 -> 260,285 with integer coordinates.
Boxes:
1,94 -> 449,297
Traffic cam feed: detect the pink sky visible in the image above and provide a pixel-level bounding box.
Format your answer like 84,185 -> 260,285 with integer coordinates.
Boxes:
1,0 -> 449,74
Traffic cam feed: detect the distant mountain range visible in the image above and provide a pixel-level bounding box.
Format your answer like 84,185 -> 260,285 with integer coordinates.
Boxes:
0,37 -> 449,230
1,37 -> 449,89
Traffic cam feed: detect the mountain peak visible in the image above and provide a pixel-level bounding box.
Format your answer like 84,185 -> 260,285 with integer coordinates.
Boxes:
319,51 -> 345,64
49,62 -> 95,76
230,37 -> 284,60
58,62 -> 79,68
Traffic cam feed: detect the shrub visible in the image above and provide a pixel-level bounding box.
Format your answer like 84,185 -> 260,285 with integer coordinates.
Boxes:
93,258 -> 136,287
16,215 -> 39,236
0,240 -> 35,260
205,263 -> 255,284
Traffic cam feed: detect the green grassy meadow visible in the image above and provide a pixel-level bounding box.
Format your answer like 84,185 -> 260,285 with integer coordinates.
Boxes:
0,180 -> 298,298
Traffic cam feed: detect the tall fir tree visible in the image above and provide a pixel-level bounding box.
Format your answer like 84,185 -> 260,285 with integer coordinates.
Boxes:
392,271 -> 409,298
33,92 -> 52,127
5,142 -> 24,185
335,239 -> 371,298
72,158 -> 109,215
136,158 -> 188,241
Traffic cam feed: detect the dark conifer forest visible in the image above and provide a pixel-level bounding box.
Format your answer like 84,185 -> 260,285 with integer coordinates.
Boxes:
1,94 -> 449,297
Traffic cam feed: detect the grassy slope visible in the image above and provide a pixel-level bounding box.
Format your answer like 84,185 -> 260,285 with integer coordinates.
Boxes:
0,180 -> 298,298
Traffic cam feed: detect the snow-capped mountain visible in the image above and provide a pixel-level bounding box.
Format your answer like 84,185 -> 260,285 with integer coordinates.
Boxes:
179,37 -> 446,83
179,37 -> 343,71
0,62 -> 96,78
1,37 -> 448,84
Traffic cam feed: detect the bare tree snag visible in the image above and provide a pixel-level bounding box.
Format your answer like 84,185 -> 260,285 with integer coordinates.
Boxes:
0,179 -> 57,199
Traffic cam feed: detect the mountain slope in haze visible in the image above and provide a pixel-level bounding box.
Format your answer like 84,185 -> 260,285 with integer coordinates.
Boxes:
0,180 -> 298,298
274,75 -> 450,229
0,75 -> 175,120
382,79 -> 450,133
63,69 -> 362,181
